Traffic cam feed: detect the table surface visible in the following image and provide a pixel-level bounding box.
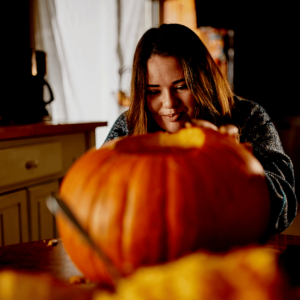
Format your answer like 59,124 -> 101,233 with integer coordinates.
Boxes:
0,238 -> 83,282
0,234 -> 299,282
265,233 -> 300,252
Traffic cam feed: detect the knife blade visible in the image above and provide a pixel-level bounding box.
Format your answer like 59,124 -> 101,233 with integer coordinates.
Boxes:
46,193 -> 121,285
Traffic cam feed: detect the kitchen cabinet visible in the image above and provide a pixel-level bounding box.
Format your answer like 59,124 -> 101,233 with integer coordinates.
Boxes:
0,190 -> 29,246
0,121 -> 107,246
28,180 -> 60,241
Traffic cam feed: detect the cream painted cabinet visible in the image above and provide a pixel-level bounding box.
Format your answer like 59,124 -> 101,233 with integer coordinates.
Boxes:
28,181 -> 60,241
0,133 -> 85,245
0,121 -> 106,246
0,190 -> 29,246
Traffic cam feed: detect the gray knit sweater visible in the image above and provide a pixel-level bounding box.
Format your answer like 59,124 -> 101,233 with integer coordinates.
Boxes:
104,97 -> 297,234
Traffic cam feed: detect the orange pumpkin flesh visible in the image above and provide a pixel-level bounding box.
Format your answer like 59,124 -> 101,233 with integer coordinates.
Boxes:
57,127 -> 271,286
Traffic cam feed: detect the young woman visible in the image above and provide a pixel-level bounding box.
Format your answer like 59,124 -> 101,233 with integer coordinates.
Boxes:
104,23 -> 297,234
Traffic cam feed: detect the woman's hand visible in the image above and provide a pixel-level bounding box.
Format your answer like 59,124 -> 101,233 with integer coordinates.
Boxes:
219,124 -> 240,144
185,120 -> 240,144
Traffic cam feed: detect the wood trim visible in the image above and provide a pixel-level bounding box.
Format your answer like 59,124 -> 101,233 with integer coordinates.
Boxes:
0,121 -> 107,141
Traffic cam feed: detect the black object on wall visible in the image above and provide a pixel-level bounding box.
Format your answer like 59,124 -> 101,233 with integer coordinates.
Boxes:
0,1 -> 54,125
195,1 -> 300,119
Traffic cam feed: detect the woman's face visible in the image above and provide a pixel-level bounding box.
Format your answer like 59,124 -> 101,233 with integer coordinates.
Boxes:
146,55 -> 196,133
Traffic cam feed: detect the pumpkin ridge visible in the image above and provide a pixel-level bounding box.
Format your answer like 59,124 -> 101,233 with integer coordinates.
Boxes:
187,150 -> 220,249
84,152 -> 125,227
61,149 -> 116,226
61,148 -> 110,192
85,152 -> 134,276
161,155 -> 169,264
121,154 -> 145,268
186,137 -> 269,248
186,145 -> 235,250
91,151 -> 141,282
165,154 -> 192,260
93,153 -> 142,275
60,149 -> 113,209
118,155 -> 143,274
59,150 -> 120,282
122,154 -> 168,269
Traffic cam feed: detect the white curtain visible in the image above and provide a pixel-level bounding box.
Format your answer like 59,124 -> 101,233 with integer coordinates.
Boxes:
117,0 -> 147,102
35,0 -> 146,147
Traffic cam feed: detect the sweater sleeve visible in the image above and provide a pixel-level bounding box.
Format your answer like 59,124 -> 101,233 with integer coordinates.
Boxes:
103,112 -> 129,144
234,99 -> 297,234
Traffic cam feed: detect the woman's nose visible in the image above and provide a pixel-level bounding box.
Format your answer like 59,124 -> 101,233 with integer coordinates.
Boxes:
162,90 -> 179,108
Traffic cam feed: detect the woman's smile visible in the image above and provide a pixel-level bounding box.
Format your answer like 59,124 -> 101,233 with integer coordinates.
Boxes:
162,112 -> 183,121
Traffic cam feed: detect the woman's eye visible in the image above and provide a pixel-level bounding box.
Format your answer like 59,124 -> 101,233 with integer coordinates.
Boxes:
176,84 -> 188,90
146,90 -> 160,95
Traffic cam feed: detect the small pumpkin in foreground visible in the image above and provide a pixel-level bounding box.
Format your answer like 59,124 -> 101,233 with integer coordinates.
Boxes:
0,270 -> 93,300
0,246 -> 293,300
56,127 -> 270,285
94,246 -> 287,300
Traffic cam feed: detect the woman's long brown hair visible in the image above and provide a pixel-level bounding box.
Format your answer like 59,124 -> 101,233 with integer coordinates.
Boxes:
127,23 -> 235,135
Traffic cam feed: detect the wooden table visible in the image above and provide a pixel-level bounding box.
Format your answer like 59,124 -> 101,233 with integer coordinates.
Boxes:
1,234 -> 300,280
1,235 -> 300,299
0,238 -> 82,282
0,239 -> 100,299
265,234 -> 300,253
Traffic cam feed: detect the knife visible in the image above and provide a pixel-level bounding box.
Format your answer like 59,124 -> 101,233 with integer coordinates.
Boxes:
46,193 -> 122,285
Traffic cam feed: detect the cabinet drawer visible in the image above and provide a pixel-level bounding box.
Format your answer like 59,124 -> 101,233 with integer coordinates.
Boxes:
0,142 -> 62,188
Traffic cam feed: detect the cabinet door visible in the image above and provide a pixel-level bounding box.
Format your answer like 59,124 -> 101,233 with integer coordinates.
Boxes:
0,190 -> 29,246
28,181 -> 60,241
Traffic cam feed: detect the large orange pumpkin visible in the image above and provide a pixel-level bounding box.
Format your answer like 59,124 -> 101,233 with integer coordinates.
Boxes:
57,127 -> 270,286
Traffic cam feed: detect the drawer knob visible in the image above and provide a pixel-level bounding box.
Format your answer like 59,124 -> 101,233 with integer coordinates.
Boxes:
25,160 -> 39,170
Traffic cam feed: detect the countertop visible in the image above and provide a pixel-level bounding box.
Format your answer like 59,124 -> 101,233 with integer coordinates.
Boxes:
0,120 -> 108,141
0,238 -> 82,282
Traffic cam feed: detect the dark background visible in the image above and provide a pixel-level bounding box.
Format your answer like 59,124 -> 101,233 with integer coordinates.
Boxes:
195,0 -> 299,120
0,1 -> 32,112
0,1 -> 31,79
